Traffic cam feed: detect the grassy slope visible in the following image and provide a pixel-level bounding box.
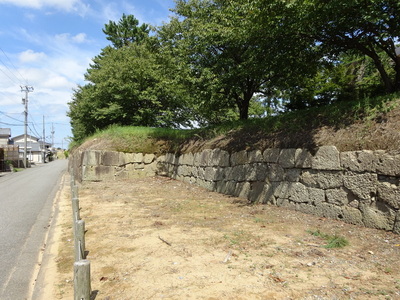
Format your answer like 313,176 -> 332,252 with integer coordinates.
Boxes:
75,94 -> 400,154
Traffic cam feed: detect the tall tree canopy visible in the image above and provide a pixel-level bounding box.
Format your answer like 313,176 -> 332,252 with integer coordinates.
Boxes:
103,13 -> 151,48
68,1 -> 400,142
165,0 -> 319,120
68,15 -> 191,141
292,0 -> 400,93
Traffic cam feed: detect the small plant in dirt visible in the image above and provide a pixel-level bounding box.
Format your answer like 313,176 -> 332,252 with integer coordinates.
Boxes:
307,229 -> 349,248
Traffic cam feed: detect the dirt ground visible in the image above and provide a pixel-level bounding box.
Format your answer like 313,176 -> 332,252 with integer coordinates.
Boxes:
47,174 -> 400,300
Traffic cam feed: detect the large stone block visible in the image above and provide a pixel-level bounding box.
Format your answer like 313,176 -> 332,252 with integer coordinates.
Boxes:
92,165 -> 114,180
326,188 -> 349,206
375,152 -> 400,176
344,172 -> 377,200
177,165 -> 190,177
274,182 -> 291,199
267,164 -> 285,182
296,203 -> 319,215
205,166 -> 224,182
210,148 -> 230,167
314,202 -> 343,219
377,182 -> 400,209
231,150 -> 248,166
165,153 -> 177,164
360,201 -> 396,231
248,181 -> 265,203
197,167 -> 205,180
308,187 -> 325,205
132,153 -> 143,163
248,150 -> 263,163
254,182 -> 279,204
341,150 -> 376,172
193,152 -> 201,167
215,180 -> 228,194
144,153 -> 155,164
341,206 -> 363,225
295,149 -> 313,168
225,181 -> 238,195
288,182 -> 310,203
247,163 -> 268,182
284,168 -> 302,182
301,170 -> 343,189
229,165 -> 247,181
393,212 -> 400,234
263,148 -> 280,163
278,148 -> 297,168
82,150 -> 103,166
236,182 -> 251,198
312,146 -> 341,170
199,149 -> 213,166
197,179 -> 215,191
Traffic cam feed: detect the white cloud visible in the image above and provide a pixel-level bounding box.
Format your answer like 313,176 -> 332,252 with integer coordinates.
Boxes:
0,0 -> 89,12
72,33 -> 87,43
55,32 -> 89,44
19,49 -> 47,63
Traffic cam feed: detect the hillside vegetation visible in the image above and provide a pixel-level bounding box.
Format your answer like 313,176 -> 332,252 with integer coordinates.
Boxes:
74,94 -> 400,155
68,2 -> 400,144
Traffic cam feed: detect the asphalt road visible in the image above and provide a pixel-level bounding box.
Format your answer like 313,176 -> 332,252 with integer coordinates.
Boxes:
0,159 -> 68,300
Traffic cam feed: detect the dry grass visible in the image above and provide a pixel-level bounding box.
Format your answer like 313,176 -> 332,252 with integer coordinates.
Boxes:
52,176 -> 400,299
74,96 -> 400,155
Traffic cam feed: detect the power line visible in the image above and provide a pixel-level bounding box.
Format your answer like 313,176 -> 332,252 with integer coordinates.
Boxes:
0,121 -> 24,126
0,111 -> 24,123
0,48 -> 27,84
28,114 -> 42,138
0,65 -> 20,85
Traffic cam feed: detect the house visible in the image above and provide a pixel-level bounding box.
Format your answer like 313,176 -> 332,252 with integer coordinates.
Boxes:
11,134 -> 52,163
0,128 -> 19,171
0,128 -> 11,146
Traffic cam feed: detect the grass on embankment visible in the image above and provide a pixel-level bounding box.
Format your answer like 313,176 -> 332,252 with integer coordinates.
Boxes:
74,93 -> 400,154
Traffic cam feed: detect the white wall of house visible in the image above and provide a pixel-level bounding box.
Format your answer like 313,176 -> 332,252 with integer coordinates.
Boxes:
12,135 -> 48,163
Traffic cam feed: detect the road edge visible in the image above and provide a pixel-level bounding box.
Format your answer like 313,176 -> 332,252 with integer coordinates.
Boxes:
29,171 -> 68,299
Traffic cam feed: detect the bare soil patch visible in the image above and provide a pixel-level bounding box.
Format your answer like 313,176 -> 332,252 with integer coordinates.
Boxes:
52,176 -> 400,299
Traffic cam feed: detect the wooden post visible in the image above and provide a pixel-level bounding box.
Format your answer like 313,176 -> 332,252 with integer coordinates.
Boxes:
71,184 -> 79,199
70,172 -> 75,187
75,219 -> 86,261
71,197 -> 80,223
74,259 -> 91,300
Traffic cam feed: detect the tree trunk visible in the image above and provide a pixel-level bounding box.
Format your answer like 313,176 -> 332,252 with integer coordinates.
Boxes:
374,58 -> 395,93
234,93 -> 250,120
394,56 -> 400,92
239,101 -> 249,119
366,49 -> 395,93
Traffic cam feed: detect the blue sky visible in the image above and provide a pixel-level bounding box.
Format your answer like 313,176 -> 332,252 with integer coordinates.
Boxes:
0,0 -> 175,148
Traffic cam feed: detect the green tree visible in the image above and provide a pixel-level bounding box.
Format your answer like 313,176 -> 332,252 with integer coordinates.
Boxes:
167,0 -> 319,120
68,15 -> 192,141
103,13 -> 150,48
294,0 -> 400,93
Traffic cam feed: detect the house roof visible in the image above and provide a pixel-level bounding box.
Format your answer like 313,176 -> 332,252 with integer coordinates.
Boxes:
0,128 -> 11,137
12,134 -> 40,142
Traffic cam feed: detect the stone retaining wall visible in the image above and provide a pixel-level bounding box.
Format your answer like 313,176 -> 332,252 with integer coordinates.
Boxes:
70,146 -> 400,233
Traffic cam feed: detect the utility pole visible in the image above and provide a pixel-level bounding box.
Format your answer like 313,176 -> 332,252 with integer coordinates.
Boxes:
21,85 -> 34,168
43,115 -> 46,163
51,123 -> 55,148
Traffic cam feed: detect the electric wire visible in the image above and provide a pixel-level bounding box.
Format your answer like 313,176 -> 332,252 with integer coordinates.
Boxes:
0,121 -> 24,126
28,114 -> 43,139
0,111 -> 24,123
0,48 -> 27,84
0,65 -> 20,86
